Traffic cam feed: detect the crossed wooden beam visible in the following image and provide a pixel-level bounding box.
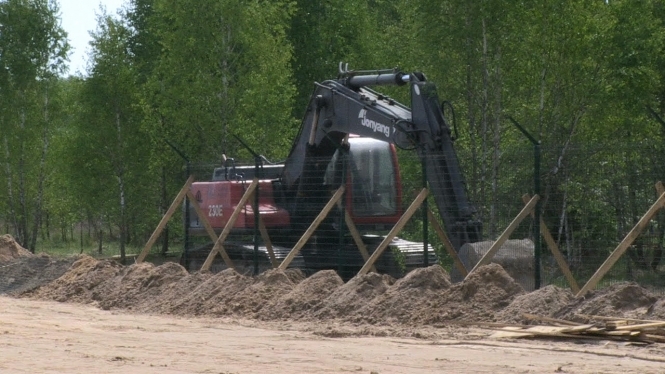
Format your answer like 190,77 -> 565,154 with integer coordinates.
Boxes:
139,176 -> 664,296
575,182 -> 665,297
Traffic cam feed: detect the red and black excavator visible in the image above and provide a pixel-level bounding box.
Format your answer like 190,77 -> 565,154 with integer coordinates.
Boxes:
183,65 -> 482,278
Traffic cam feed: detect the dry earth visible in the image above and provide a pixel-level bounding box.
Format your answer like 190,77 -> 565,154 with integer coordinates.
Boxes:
2,235 -> 665,373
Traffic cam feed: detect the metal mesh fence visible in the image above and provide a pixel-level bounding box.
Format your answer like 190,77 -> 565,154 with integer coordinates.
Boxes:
174,138 -> 665,294
453,139 -> 665,295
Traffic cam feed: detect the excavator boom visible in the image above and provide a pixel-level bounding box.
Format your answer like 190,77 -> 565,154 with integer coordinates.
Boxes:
282,68 -> 481,252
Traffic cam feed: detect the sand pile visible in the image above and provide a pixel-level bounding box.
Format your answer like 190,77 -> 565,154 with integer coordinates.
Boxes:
495,285 -> 575,324
95,262 -> 189,311
151,268 -> 304,319
556,282 -> 659,321
646,299 -> 665,320
314,272 -> 395,319
262,270 -> 344,320
215,269 -> 298,318
164,269 -> 253,316
30,256 -> 123,303
0,234 -> 32,262
134,271 -> 213,314
0,254 -> 78,295
7,251 -> 665,331
31,256 -> 201,312
409,263 -> 525,324
352,265 -> 452,325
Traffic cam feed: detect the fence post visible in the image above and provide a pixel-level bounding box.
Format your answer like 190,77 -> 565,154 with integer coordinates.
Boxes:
507,116 -> 542,289
421,147 -> 429,267
253,156 -> 261,275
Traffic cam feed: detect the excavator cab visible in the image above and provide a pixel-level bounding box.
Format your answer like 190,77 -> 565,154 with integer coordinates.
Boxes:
348,138 -> 397,214
322,136 -> 402,229
345,137 -> 402,227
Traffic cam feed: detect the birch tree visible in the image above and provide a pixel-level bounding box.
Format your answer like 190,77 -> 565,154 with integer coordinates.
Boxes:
0,0 -> 68,249
75,10 -> 145,262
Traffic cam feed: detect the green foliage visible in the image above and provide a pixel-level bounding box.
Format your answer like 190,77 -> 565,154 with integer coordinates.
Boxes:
0,0 -> 69,86
0,0 -> 69,249
2,0 -> 665,288
141,0 -> 297,166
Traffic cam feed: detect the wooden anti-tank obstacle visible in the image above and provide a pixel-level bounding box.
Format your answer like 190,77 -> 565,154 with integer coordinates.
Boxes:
138,176 -> 279,272
464,194 -> 540,279
522,194 -> 580,293
137,175 -> 196,263
278,186 -> 346,270
200,179 -> 260,271
140,175 -> 582,289
576,181 -> 665,297
357,189 -> 429,275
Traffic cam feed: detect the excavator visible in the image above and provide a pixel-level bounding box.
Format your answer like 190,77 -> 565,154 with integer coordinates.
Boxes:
182,65 -> 482,278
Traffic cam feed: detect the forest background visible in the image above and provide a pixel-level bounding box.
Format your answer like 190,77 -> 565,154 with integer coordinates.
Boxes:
3,0 -> 665,282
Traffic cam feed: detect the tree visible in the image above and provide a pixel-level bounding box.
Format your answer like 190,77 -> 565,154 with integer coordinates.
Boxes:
289,0 -> 384,111
73,9 -> 147,262
0,0 -> 68,249
142,0 -> 297,165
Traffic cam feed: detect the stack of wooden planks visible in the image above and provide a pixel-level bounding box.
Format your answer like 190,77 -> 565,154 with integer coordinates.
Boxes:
488,314 -> 665,344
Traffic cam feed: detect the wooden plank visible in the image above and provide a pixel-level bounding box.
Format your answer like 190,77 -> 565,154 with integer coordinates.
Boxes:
137,175 -> 195,263
490,327 -> 540,339
358,188 -> 429,276
201,179 -> 259,271
521,313 -> 582,326
643,334 -> 665,343
340,203 -> 377,273
466,194 -> 539,277
427,207 -> 467,277
489,321 -> 665,343
522,194 -> 580,293
561,324 -> 597,333
490,326 -> 604,340
576,187 -> 665,297
186,190 -> 218,243
576,314 -> 665,324
258,215 -> 278,268
613,321 -> 665,331
605,320 -> 628,330
186,188 -> 236,273
598,330 -> 644,337
490,326 -> 559,339
278,186 -> 346,270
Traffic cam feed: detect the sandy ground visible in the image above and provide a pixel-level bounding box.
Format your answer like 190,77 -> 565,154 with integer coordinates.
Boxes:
1,297 -> 665,374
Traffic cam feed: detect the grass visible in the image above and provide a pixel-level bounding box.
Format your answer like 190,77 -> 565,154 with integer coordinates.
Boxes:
34,236 -> 160,260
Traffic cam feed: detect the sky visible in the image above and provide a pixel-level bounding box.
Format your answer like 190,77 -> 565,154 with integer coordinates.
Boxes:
58,0 -> 128,76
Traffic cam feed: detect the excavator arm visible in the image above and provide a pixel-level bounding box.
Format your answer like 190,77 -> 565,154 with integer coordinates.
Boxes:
281,67 -> 481,251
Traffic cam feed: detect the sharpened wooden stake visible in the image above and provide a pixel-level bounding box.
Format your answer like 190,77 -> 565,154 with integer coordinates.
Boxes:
466,194 -> 540,278
358,188 -> 429,276
201,179 -> 260,271
137,175 -> 195,263
258,215 -> 278,268
279,186 -> 346,270
427,207 -> 468,277
186,190 -> 234,269
186,190 -> 218,243
522,194 -> 579,293
338,201 -> 376,273
576,182 -> 665,297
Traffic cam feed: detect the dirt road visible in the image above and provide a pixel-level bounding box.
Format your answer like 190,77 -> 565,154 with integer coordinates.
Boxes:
1,297 -> 664,374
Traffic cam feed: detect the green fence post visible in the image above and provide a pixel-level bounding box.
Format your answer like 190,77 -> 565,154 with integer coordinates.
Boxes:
507,116 -> 542,289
